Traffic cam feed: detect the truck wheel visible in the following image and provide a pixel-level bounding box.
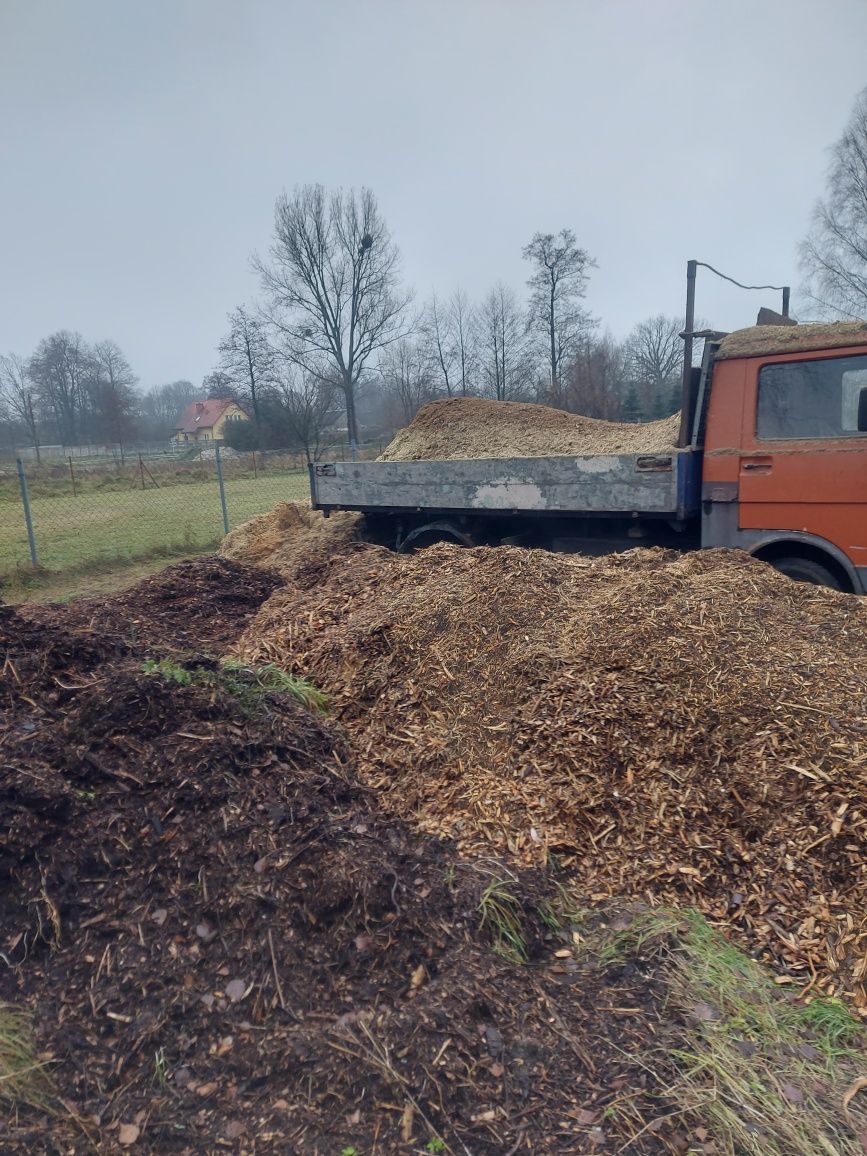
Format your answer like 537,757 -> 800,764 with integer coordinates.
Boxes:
398,521 -> 473,554
769,556 -> 843,591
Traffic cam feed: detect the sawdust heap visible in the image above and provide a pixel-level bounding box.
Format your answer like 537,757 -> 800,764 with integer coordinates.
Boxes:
717,320 -> 867,360
379,396 -> 681,461
219,501 -> 367,583
236,543 -> 867,1009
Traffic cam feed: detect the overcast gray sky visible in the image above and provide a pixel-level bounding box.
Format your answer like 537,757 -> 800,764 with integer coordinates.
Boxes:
2,0 -> 866,390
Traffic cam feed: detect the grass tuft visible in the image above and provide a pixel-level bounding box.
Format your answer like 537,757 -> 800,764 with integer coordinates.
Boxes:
585,907 -> 867,1155
220,658 -> 329,713
477,874 -> 528,963
142,655 -> 328,715
0,1004 -> 54,1112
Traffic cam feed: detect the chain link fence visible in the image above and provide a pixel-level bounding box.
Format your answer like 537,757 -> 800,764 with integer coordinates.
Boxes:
0,441 -> 383,583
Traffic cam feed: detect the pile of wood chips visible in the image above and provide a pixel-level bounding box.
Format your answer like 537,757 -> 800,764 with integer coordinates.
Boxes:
378,396 -> 681,460
220,500 -> 364,580
235,537 -> 867,1010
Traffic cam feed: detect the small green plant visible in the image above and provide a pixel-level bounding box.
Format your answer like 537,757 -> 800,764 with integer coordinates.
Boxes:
340,1147 -> 359,1156
142,657 -> 193,685
141,656 -> 328,716
425,1137 -> 446,1153
153,1046 -> 168,1089
538,900 -> 561,931
796,995 -> 861,1052
221,658 -> 329,713
478,876 -> 527,963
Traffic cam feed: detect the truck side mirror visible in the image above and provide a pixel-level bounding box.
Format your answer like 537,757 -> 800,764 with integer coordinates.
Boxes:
859,387 -> 867,432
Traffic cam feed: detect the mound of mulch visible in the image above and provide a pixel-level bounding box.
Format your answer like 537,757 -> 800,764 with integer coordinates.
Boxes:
1,587 -> 685,1154
236,544 -> 867,1012
378,397 -> 681,461
20,556 -> 282,655
716,319 -> 867,360
220,501 -> 368,585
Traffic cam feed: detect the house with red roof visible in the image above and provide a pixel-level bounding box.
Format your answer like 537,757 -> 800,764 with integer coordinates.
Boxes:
173,398 -> 249,445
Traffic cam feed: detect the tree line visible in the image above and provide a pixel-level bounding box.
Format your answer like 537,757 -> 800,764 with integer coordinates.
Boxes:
3,84 -> 865,462
208,192 -> 687,461
0,331 -> 204,461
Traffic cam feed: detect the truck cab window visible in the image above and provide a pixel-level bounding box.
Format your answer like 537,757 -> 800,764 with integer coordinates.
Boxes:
757,354 -> 867,440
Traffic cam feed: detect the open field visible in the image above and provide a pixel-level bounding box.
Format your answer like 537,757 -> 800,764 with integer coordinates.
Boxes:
0,470 -> 308,580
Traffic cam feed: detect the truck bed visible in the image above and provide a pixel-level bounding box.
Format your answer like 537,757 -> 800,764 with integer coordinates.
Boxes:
311,449 -> 700,520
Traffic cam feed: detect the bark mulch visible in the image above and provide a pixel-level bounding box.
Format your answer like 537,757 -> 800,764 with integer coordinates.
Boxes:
19,556 -> 283,655
1,566 -> 686,1155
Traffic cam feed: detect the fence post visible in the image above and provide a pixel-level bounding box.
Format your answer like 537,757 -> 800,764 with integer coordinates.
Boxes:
68,455 -> 77,497
214,444 -> 230,536
16,458 -> 38,567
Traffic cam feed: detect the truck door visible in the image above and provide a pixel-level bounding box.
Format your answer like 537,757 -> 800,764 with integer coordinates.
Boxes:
738,350 -> 867,575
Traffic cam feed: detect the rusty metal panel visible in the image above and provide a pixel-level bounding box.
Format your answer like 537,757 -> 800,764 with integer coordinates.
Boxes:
312,453 -> 694,515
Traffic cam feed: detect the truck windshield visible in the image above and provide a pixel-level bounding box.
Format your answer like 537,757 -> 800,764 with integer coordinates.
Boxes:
757,354 -> 867,440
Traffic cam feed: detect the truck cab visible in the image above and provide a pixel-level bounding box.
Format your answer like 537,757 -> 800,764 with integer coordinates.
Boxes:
698,322 -> 867,591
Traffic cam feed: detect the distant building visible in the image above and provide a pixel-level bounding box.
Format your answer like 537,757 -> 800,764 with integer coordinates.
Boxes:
173,398 -> 248,444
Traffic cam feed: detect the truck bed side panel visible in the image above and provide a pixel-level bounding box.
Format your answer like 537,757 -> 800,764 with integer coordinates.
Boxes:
312,452 -> 698,517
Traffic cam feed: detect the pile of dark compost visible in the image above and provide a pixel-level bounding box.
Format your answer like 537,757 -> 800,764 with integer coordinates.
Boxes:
1,569 -> 680,1155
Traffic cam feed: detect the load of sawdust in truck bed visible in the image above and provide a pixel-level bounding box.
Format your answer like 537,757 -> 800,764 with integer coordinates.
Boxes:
716,319 -> 867,360
378,396 -> 681,461
236,541 -> 867,1012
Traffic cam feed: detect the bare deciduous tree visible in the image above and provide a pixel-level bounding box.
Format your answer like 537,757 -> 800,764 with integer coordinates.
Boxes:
272,366 -> 339,463
256,184 -> 412,449
218,306 -> 273,424
449,287 -> 477,396
566,333 -> 627,419
141,380 -> 202,437
623,314 -> 684,417
479,284 -> 535,401
523,229 -> 596,406
0,353 -> 41,459
90,340 -> 139,444
28,330 -> 93,444
379,337 -> 435,422
421,288 -> 479,397
202,370 -> 236,400
800,86 -> 867,319
421,292 -> 457,396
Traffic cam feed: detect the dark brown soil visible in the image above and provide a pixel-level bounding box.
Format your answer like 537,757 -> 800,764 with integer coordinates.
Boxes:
20,556 -> 282,655
0,561 -> 684,1154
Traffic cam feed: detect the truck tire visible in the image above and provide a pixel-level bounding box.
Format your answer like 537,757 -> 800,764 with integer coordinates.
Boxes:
769,556 -> 843,591
398,521 -> 473,554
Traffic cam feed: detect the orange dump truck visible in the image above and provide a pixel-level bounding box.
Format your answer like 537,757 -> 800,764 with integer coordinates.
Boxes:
312,319 -> 867,592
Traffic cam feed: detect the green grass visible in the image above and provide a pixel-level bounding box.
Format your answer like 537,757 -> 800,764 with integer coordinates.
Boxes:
477,873 -> 528,963
0,1003 -> 54,1112
143,657 -> 329,715
584,907 -> 867,1155
0,470 -> 309,579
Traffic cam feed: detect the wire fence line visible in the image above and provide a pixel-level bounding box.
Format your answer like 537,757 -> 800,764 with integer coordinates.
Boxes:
0,441 -> 381,581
